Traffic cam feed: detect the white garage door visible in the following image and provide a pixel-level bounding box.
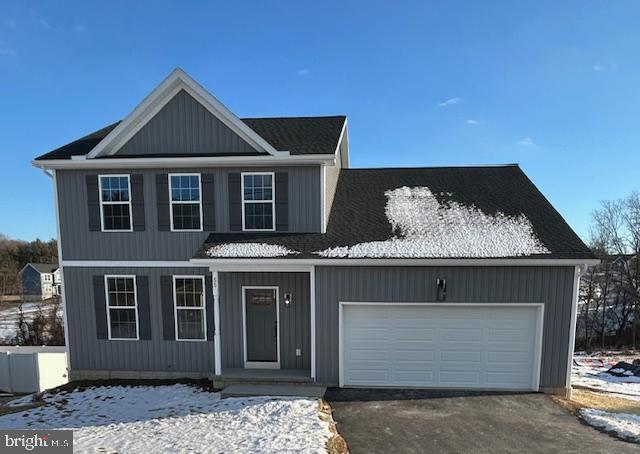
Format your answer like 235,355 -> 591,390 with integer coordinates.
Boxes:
341,304 -> 542,391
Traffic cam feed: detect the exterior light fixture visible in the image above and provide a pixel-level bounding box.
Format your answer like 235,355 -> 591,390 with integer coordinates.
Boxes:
436,279 -> 447,301
284,293 -> 292,307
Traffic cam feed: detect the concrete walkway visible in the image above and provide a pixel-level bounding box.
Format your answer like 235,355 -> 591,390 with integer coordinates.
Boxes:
326,389 -> 638,454
221,384 -> 326,398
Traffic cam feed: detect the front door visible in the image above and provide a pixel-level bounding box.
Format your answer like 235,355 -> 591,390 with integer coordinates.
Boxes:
244,287 -> 279,368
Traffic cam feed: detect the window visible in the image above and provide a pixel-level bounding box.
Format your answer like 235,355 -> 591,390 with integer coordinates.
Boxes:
99,175 -> 132,231
173,276 -> 206,341
242,172 -> 275,231
105,275 -> 139,340
43,274 -> 51,281
169,174 -> 202,231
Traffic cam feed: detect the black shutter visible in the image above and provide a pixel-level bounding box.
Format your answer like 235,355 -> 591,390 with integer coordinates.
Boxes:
205,274 -> 215,341
86,175 -> 101,231
275,172 -> 288,231
201,173 -> 216,231
93,275 -> 108,339
156,174 -> 170,231
137,276 -> 151,340
228,173 -> 242,231
131,174 -> 145,231
160,275 -> 175,340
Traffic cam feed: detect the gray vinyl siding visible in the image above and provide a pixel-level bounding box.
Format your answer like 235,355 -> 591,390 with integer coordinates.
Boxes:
117,90 -> 258,156
56,166 -> 321,260
315,266 -> 575,389
64,266 -> 214,373
20,266 -> 42,296
219,272 -> 310,371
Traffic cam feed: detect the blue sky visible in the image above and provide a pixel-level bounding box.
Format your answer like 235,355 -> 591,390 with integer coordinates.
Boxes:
1,1 -> 638,242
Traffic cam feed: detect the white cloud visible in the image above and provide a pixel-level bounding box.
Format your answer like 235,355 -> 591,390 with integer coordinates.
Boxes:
0,42 -> 16,56
74,24 -> 86,33
39,19 -> 50,29
296,69 -> 309,76
592,65 -> 603,71
517,137 -> 535,146
439,97 -> 462,107
465,119 -> 479,125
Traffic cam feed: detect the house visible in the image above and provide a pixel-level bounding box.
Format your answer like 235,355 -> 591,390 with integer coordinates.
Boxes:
19,263 -> 61,300
32,68 -> 597,396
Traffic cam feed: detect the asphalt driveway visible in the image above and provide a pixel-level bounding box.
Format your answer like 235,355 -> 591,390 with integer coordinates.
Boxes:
325,389 -> 637,454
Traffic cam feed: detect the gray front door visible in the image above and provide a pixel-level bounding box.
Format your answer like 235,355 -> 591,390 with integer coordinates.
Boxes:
245,287 -> 279,364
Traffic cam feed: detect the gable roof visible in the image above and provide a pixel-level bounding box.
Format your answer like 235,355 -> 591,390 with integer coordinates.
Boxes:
21,262 -> 59,274
194,165 -> 595,261
34,116 -> 346,161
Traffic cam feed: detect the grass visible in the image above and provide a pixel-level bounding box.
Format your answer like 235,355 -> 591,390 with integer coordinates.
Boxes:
570,389 -> 640,415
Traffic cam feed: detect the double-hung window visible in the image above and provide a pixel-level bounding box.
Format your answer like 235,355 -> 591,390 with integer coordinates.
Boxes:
242,172 -> 275,231
169,174 -> 202,231
173,276 -> 206,341
99,175 -> 132,231
105,275 -> 139,340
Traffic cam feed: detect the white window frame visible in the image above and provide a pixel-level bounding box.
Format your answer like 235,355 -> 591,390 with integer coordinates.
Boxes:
241,285 -> 281,369
98,174 -> 133,232
104,274 -> 140,341
173,275 -> 207,341
241,172 -> 276,232
168,173 -> 203,232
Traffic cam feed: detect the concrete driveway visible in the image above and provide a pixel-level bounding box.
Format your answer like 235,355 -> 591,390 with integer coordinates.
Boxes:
325,389 -> 637,454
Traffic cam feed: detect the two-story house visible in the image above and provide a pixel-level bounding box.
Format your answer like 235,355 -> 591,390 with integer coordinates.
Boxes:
33,69 -> 597,396
19,263 -> 61,300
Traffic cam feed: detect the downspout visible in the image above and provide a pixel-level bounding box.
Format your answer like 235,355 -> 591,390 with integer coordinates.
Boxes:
565,264 -> 589,398
211,270 -> 222,376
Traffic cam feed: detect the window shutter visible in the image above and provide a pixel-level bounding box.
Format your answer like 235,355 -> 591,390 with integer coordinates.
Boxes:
160,275 -> 175,340
93,275 -> 108,339
201,174 -> 216,231
205,274 -> 215,341
275,172 -> 289,231
86,175 -> 101,231
228,173 -> 242,231
156,174 -> 170,231
136,276 -> 151,340
131,174 -> 145,231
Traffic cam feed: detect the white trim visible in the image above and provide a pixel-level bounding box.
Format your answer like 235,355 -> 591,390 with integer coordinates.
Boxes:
52,170 -> 71,361
33,154 -> 337,170
242,286 -> 280,369
172,275 -> 207,342
192,257 -> 601,267
168,173 -> 203,232
62,260 -> 195,267
104,275 -> 140,341
241,172 -> 276,232
86,68 -> 284,158
320,164 -> 327,233
310,265 -> 316,380
565,264 -> 588,397
98,174 -> 133,232
211,271 -> 222,376
338,301 -> 545,391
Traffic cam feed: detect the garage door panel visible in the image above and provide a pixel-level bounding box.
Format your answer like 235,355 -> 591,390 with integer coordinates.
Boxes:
343,304 -> 540,391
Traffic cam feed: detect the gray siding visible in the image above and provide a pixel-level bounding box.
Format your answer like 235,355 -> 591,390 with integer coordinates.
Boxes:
57,166 -> 321,260
117,90 -> 258,156
64,266 -> 214,373
219,272 -> 310,370
20,266 -> 41,296
315,266 -> 575,388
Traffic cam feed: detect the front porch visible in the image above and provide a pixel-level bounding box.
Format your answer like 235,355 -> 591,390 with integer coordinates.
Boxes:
215,368 -> 313,385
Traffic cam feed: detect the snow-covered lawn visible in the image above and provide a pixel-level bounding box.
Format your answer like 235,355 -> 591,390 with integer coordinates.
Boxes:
0,302 -> 60,343
0,385 -> 332,453
581,409 -> 640,443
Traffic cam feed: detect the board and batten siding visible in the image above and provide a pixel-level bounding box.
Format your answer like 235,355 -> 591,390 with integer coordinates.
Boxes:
64,266 -> 214,374
56,166 -> 321,260
315,266 -> 575,389
219,272 -> 310,371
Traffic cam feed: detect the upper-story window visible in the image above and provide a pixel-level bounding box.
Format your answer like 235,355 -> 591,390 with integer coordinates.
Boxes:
169,174 -> 202,231
242,172 -> 275,231
99,175 -> 132,232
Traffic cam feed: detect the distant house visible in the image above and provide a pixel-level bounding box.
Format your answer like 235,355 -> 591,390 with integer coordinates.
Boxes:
19,263 -> 61,300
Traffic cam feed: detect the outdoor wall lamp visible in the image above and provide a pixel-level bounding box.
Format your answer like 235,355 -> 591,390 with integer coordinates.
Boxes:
436,278 -> 447,301
284,293 -> 292,307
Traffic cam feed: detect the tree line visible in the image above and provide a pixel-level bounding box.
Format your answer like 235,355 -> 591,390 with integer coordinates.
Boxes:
0,234 -> 58,296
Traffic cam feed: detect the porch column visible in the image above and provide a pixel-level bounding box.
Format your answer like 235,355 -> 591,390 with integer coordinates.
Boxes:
211,269 -> 222,376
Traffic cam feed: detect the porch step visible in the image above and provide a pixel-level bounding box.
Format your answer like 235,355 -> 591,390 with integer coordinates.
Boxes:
212,368 -> 314,388
221,384 -> 326,399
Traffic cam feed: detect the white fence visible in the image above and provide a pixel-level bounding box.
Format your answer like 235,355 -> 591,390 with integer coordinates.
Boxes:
0,346 -> 68,394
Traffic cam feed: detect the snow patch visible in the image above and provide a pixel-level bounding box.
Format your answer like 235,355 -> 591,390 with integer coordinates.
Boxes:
316,186 -> 550,258
0,385 -> 331,453
206,243 -> 299,258
572,355 -> 640,401
581,409 -> 640,443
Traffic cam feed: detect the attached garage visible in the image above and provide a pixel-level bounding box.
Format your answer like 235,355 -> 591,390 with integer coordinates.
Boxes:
340,303 -> 544,391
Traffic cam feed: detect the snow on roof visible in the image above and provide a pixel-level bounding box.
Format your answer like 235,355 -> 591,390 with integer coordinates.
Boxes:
206,243 -> 299,258
316,186 -> 550,258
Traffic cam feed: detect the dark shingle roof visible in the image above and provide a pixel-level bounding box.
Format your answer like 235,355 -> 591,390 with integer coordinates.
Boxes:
26,263 -> 59,274
34,116 -> 345,160
194,165 -> 594,260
